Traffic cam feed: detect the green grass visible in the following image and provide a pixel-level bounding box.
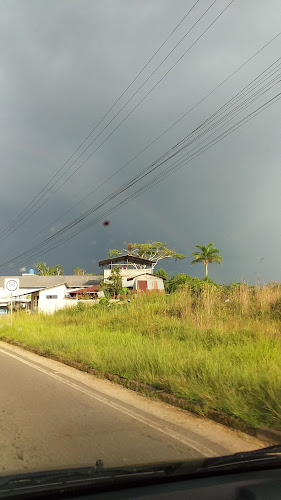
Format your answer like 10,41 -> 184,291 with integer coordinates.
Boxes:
1,284 -> 280,430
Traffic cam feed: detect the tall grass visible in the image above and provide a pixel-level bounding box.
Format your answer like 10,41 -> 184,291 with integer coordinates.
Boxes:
1,283 -> 280,429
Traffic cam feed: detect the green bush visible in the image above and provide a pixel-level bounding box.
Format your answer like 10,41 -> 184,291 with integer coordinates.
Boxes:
154,268 -> 168,280
166,274 -> 220,294
76,302 -> 86,312
166,273 -> 189,292
98,296 -> 110,307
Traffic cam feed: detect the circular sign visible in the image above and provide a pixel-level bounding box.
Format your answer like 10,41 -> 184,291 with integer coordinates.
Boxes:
5,279 -> 19,292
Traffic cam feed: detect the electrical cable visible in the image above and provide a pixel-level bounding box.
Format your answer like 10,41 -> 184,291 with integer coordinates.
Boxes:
3,88 -> 280,271
0,0 -> 234,240
1,75 -> 279,271
0,0 -> 203,237
32,29 -> 281,241
3,58 -> 281,251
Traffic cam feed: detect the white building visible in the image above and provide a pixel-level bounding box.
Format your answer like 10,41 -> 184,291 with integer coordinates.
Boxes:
126,273 -> 165,292
99,255 -> 165,292
0,274 -> 103,314
31,284 -> 78,314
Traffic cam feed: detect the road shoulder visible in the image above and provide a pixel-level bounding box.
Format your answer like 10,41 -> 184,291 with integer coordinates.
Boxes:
0,340 -> 266,456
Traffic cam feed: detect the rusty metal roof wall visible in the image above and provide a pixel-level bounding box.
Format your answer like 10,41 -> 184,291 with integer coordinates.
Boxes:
0,275 -> 103,288
99,255 -> 155,267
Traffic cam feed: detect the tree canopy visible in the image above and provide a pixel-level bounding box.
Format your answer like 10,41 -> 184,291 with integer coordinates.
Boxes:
191,243 -> 222,277
108,249 -> 121,257
154,268 -> 168,280
36,262 -> 64,276
100,266 -> 123,299
108,242 -> 185,268
73,267 -> 86,275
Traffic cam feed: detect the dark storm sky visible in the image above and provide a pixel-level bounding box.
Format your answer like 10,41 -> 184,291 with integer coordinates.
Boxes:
0,0 -> 280,283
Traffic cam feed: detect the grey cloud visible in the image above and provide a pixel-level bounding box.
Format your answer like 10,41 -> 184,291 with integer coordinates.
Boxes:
0,0 -> 280,283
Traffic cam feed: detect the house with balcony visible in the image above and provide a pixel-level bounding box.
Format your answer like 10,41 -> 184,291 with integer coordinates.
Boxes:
98,255 -> 165,292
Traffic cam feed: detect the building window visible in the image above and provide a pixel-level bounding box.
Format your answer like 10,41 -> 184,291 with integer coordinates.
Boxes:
46,295 -> 58,299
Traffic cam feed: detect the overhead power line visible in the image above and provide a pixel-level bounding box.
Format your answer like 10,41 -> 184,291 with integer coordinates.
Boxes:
32,28 -> 281,241
0,62 -> 280,271
41,64 -> 281,241
0,0 -> 203,238
3,56 -> 281,257
8,52 -> 281,247
0,0 -> 234,240
3,49 -> 281,263
3,91 -> 280,271
42,0 -> 232,195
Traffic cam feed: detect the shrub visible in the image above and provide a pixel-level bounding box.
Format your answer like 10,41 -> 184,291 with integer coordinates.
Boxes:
98,296 -> 110,307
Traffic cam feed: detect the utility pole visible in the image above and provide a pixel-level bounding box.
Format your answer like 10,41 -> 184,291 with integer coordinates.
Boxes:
10,293 -> 13,326
5,279 -> 19,327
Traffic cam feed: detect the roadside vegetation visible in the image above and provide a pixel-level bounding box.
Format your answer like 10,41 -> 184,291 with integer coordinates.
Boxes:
1,280 -> 280,430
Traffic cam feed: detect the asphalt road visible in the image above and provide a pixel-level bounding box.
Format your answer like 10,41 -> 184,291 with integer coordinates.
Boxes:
0,342 -> 264,474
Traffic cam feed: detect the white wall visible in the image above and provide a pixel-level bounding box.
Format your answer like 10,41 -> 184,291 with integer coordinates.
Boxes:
104,268 -> 154,288
39,284 -> 66,300
122,276 -> 135,287
104,268 -> 154,278
38,285 -> 78,314
38,298 -> 78,314
132,276 -> 165,291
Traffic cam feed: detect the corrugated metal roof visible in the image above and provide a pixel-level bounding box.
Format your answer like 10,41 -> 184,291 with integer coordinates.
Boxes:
20,285 -> 72,296
69,285 -> 100,294
0,275 -> 103,288
127,274 -> 166,281
99,255 -> 155,267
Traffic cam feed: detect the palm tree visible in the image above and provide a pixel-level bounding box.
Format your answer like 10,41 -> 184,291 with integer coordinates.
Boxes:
191,243 -> 222,277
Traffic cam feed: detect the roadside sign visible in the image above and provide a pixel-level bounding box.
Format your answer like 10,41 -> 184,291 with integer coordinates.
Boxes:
5,279 -> 19,292
4,279 -> 19,326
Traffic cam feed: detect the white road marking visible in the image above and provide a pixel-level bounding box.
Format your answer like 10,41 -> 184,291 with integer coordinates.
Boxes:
0,347 -> 217,457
